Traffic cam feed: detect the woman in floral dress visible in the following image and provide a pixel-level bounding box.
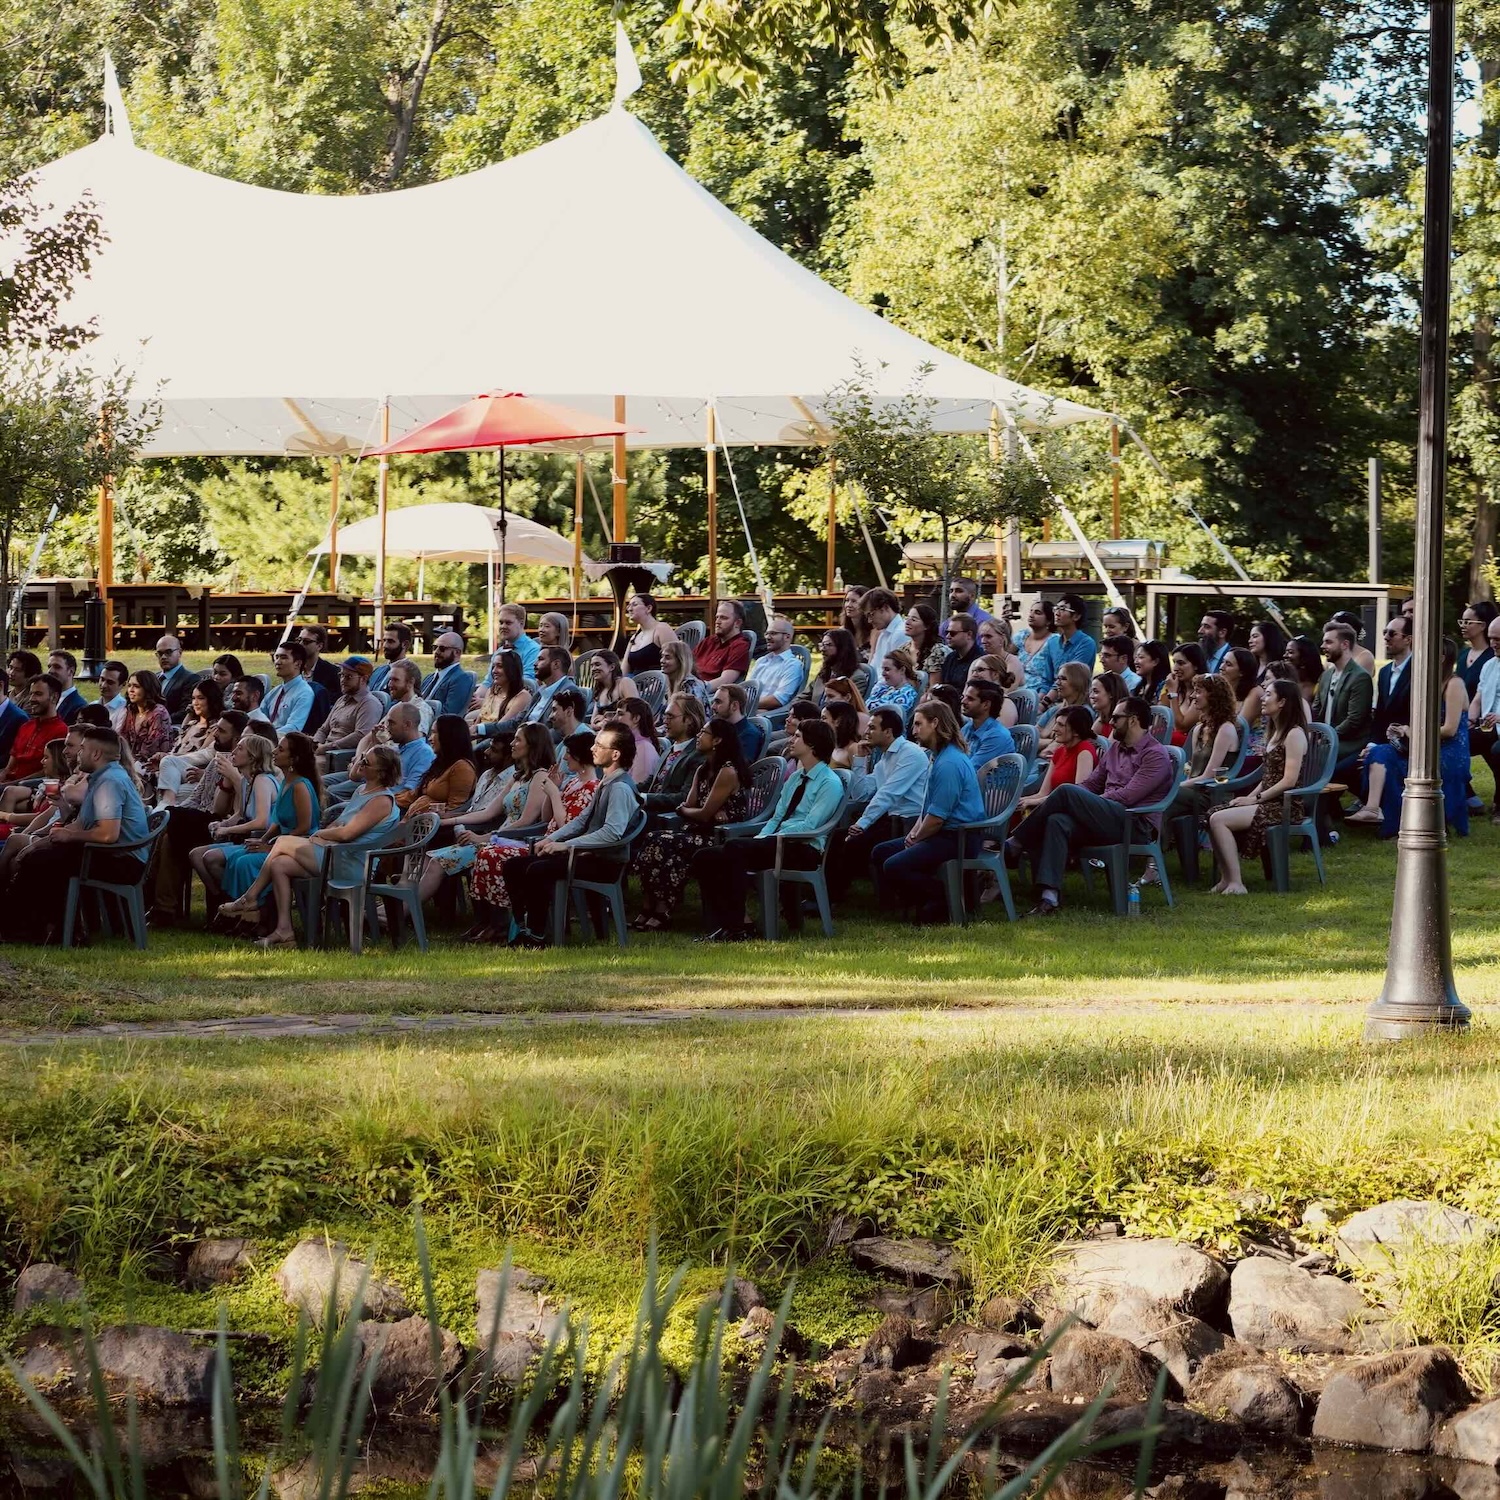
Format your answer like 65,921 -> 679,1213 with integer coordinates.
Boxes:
466,728 -> 596,940
631,720 -> 751,932
119,670 -> 175,768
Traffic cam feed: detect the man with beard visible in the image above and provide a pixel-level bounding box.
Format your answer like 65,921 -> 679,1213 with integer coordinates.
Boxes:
369,622 -> 415,693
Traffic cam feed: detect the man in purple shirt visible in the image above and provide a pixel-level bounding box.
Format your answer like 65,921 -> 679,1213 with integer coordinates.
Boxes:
1006,696 -> 1175,916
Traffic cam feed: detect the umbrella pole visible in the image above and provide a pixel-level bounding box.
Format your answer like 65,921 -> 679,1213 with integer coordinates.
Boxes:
488,556 -> 497,656
706,405 -> 719,618
374,402 -> 390,645
498,451 -> 508,608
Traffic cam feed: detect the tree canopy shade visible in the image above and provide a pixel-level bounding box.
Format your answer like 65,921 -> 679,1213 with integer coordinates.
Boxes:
25,80 -> 1108,460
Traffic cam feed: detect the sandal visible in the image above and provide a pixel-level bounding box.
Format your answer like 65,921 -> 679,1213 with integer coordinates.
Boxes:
254,932 -> 298,949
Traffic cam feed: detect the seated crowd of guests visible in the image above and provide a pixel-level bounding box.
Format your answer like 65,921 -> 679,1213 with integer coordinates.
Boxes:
2,582 -> 1496,945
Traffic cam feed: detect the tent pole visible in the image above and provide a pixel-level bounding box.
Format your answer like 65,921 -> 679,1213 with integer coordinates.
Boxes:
826,456 -> 838,595
706,406 -> 719,615
573,455 -> 584,607
97,466 -> 115,652
1110,422 -> 1122,539
328,457 -> 342,592
498,452 -> 508,608
612,397 -> 628,542
488,557 -> 497,656
374,402 -> 390,645
418,558 -> 425,600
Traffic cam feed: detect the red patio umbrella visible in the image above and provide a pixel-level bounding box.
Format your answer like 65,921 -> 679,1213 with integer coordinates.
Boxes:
369,392 -> 639,612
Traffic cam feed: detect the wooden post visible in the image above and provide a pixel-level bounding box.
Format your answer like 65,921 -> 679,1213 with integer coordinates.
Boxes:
612,396 -> 628,542
826,456 -> 838,595
328,456 -> 342,592
97,470 -> 115,648
573,455 -> 585,601
706,406 -> 719,615
1110,422 -> 1122,539
374,403 -> 390,642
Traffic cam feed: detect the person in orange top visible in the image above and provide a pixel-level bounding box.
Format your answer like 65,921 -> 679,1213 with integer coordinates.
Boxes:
399,714 -> 478,815
0,674 -> 69,813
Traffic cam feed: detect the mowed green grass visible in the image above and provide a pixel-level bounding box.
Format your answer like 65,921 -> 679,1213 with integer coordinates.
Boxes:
6,1005 -> 1500,1380
5,792 -> 1499,1027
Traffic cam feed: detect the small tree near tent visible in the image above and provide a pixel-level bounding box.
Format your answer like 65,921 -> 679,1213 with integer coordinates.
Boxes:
823,359 -> 1089,618
0,173 -> 159,646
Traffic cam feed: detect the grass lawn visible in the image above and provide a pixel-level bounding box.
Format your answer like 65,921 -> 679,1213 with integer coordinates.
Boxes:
3,788 -> 1498,1026
4,1005 -> 1500,1383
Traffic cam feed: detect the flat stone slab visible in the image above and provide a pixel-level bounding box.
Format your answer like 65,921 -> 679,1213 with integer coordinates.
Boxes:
850,1236 -> 967,1287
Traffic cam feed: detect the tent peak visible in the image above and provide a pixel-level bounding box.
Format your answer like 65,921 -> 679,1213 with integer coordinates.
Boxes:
102,52 -> 135,146
612,21 -> 643,109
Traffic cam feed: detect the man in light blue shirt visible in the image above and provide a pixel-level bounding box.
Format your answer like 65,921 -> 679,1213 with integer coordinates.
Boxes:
1469,615 -> 1500,819
871,702 -> 984,922
862,588 -> 912,675
386,702 -> 436,795
1055,594 -> 1098,672
961,681 -> 1016,769
1099,636 -> 1141,692
746,616 -> 805,710
1198,610 -> 1233,672
263,642 -> 315,732
491,604 -> 540,678
97,660 -> 130,727
689,719 -> 844,939
829,706 -> 928,899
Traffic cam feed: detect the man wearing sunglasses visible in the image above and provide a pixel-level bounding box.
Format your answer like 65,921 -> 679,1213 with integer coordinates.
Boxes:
155,635 -> 202,724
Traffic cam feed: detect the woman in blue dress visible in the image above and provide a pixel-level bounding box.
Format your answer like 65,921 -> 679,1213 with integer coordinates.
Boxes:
1014,599 -> 1064,694
188,731 -> 279,920
221,744 -> 403,949
218,732 -> 322,911
1347,638 -> 1471,838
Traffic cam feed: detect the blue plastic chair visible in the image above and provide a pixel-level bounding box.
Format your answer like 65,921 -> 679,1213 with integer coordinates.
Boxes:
938,753 -> 1027,924
715,757 -> 786,842
675,620 -> 706,650
1007,688 -> 1039,726
633,670 -> 669,722
364,812 -> 441,951
1150,704 -> 1174,744
62,808 -> 170,950
1078,746 -> 1185,913
1265,721 -> 1337,892
1010,724 -> 1039,770
551,806 -> 649,945
753,787 -> 848,940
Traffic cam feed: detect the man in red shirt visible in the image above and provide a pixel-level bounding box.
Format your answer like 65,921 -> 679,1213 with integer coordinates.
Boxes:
0,674 -> 68,812
694,599 -> 751,689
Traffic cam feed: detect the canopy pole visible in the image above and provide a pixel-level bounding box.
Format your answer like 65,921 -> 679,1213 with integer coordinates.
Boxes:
706,406 -> 719,614
487,557 -> 497,656
1110,422 -> 1122,539
573,455 -> 584,608
97,467 -> 115,651
418,558 -> 426,600
374,402 -> 390,644
826,457 -> 838,595
991,405 -> 1023,611
612,396 -> 628,542
497,452 -> 508,608
328,457 -> 342,592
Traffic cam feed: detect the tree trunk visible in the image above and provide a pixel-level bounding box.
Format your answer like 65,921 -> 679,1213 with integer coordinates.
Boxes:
373,0 -> 450,191
1471,57 -> 1500,602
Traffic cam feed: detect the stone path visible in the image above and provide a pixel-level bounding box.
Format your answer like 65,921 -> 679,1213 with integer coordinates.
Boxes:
0,1006 -> 881,1047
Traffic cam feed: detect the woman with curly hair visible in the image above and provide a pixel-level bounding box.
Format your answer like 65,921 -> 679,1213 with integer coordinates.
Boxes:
1282,636 -> 1324,707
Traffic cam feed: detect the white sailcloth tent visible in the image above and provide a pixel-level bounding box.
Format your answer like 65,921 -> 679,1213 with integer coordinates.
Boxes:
27,63 -> 1111,459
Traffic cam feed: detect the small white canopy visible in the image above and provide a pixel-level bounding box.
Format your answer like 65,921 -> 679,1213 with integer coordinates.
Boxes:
311,502 -> 586,568
26,79 -> 1112,458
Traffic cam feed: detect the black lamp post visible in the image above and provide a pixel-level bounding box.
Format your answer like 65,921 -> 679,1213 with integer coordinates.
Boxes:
1364,0 -> 1471,1039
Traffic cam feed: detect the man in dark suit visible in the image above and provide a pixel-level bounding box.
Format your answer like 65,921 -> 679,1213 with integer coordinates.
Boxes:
294,623 -> 343,698
420,632 -> 476,718
1368,614 -> 1413,744
155,635 -> 201,723
641,694 -> 707,816
1313,620 -> 1374,833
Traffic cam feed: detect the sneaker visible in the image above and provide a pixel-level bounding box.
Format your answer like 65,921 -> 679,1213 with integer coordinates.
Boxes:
1468,795 -> 1485,814
1021,899 -> 1060,919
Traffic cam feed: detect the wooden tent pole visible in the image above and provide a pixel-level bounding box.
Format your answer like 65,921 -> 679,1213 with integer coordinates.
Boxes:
1110,422 -> 1122,539
706,406 -> 719,614
374,402 -> 390,642
573,455 -> 585,605
826,456 -> 838,595
328,456 -> 342,592
612,396 -> 628,542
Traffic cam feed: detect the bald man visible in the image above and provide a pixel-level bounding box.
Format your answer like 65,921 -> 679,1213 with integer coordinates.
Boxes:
419,632 -> 475,718
155,635 -> 202,723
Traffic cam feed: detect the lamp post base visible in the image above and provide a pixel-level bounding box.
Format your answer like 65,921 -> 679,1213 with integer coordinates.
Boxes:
1364,780 -> 1469,1040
